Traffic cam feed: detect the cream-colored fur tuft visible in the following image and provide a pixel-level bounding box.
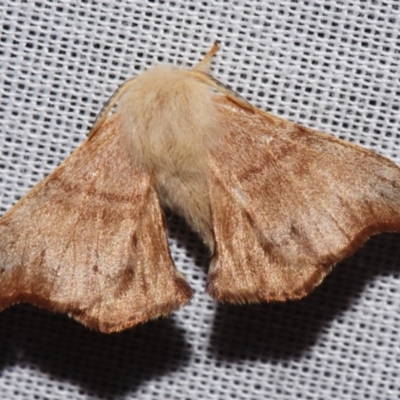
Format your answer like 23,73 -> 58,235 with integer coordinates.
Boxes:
118,65 -> 219,248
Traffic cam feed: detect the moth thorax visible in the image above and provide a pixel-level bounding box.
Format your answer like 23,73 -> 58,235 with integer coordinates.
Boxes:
118,64 -> 218,174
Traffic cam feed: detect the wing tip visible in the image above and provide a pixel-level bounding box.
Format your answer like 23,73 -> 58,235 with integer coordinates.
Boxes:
79,276 -> 193,333
206,270 -> 327,304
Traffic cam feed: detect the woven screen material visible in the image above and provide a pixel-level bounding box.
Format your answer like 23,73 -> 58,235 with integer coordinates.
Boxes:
1,1 -> 400,399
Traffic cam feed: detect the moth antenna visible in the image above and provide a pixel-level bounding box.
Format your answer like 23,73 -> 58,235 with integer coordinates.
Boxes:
186,69 -> 255,112
88,76 -> 137,139
193,41 -> 220,72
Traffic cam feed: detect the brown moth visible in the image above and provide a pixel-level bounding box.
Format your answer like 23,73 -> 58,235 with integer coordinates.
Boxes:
1,43 -> 400,333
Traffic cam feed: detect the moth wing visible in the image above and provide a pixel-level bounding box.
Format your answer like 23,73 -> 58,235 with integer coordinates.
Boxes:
0,114 -> 192,332
207,98 -> 400,303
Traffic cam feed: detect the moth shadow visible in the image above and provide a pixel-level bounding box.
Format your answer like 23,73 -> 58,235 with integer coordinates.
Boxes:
0,305 -> 191,398
166,213 -> 211,271
209,233 -> 400,361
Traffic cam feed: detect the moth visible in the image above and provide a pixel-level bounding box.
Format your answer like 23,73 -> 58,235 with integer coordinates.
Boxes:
1,43 -> 400,333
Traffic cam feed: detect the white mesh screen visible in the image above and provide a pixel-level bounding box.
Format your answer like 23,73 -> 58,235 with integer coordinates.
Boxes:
1,1 -> 400,399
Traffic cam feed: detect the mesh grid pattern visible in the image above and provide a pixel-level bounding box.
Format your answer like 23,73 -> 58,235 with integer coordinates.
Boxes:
1,1 -> 400,399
